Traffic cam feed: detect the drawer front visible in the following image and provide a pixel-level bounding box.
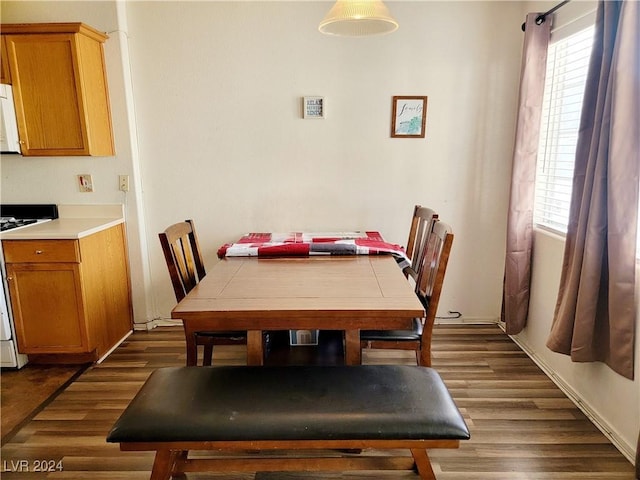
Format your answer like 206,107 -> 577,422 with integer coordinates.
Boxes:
2,240 -> 80,263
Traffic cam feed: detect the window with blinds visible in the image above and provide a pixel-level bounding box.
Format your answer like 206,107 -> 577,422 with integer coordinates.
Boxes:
533,26 -> 595,233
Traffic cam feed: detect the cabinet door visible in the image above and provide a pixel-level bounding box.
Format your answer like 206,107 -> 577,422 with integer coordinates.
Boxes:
5,33 -> 88,156
4,30 -> 114,157
6,263 -> 90,354
1,36 -> 10,84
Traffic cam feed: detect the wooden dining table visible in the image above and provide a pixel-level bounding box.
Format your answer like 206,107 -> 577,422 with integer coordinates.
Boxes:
172,254 -> 425,366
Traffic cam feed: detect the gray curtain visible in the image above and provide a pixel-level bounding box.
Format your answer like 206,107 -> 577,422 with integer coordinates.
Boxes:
547,0 -> 639,380
502,13 -> 551,335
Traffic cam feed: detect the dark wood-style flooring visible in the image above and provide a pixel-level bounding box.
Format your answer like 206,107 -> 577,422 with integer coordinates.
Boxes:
0,324 -> 635,479
1,364 -> 86,444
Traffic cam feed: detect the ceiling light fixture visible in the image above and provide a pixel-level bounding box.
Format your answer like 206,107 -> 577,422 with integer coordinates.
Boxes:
319,0 -> 399,37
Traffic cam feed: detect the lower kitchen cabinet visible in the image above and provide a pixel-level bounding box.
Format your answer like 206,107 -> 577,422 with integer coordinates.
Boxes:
3,223 -> 133,362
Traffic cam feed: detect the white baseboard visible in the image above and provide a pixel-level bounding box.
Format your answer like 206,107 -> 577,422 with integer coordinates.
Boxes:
97,330 -> 132,364
133,318 -> 182,331
435,316 -> 500,325
500,323 -> 636,464
138,317 -> 498,329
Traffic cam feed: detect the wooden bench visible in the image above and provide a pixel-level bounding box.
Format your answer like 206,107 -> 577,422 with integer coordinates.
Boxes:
106,365 -> 470,480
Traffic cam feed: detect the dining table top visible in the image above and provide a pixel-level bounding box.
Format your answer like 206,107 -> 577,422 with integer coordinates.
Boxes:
172,238 -> 424,366
173,255 -> 422,321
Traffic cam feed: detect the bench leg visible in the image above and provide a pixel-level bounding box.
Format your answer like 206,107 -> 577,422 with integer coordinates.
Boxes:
150,450 -> 187,480
172,450 -> 188,479
411,449 -> 436,480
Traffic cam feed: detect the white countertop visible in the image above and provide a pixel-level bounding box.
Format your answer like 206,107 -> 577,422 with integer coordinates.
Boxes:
1,217 -> 124,240
0,204 -> 125,240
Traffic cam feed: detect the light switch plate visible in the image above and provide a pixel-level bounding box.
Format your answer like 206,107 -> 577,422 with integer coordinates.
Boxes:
118,175 -> 130,192
77,174 -> 93,192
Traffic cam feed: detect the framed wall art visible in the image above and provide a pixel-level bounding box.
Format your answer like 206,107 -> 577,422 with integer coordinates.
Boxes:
303,96 -> 325,119
391,96 -> 428,138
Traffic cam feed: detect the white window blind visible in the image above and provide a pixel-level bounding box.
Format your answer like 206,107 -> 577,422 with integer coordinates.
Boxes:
534,26 -> 595,233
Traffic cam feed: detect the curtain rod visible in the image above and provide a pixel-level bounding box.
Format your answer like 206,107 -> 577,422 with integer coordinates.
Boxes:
521,0 -> 571,31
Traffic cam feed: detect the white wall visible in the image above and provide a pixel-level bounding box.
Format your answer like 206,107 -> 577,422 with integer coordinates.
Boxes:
127,0 -> 521,320
511,0 -> 640,462
1,0 -> 524,326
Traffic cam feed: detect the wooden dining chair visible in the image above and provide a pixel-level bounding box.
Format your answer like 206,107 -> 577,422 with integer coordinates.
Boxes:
159,219 -> 246,366
403,205 -> 438,282
361,219 -> 454,367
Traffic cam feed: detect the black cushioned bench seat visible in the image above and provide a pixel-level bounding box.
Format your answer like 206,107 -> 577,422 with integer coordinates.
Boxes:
107,365 -> 469,480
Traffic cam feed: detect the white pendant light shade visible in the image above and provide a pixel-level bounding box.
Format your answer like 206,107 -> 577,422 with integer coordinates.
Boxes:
319,0 -> 399,37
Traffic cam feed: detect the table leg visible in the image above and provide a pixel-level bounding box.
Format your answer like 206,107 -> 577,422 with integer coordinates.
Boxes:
183,324 -> 197,366
246,330 -> 264,366
344,329 -> 361,365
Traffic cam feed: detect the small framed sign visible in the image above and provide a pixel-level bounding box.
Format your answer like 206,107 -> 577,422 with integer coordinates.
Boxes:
303,96 -> 325,119
391,96 -> 428,138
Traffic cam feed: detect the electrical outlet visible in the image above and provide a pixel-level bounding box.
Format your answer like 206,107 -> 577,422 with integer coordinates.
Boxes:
77,174 -> 93,193
119,175 -> 129,192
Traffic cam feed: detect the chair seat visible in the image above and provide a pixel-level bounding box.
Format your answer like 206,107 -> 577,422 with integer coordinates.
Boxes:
361,318 -> 423,342
196,331 -> 246,339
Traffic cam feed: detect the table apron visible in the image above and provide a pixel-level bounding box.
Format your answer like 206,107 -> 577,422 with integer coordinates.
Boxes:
175,316 -> 417,331
178,316 -> 417,366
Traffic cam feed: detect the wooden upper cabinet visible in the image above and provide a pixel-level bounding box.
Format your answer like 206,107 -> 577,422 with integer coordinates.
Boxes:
1,36 -> 11,84
2,23 -> 114,156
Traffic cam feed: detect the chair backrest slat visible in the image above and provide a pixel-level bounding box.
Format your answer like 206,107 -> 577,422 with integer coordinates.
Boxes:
415,219 -> 454,326
159,219 -> 206,302
404,205 -> 438,284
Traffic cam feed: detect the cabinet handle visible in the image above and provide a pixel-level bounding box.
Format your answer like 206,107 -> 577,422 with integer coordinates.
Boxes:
35,250 -> 44,254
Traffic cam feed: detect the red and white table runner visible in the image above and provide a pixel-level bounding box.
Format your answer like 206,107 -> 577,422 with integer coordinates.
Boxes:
217,231 -> 410,269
